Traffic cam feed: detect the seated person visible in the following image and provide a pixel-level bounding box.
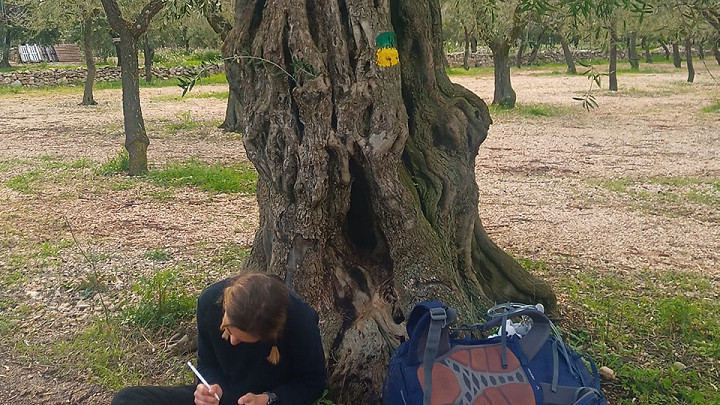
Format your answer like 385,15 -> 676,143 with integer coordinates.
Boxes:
112,272 -> 327,405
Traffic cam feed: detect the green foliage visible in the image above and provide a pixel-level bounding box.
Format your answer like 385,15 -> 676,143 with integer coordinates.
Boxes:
445,66 -> 495,77
589,176 -> 719,219
5,169 -> 43,193
554,267 -> 720,404
148,159 -> 257,194
314,389 -> 335,405
144,248 -> 173,262
488,103 -> 568,117
701,101 -> 720,114
209,242 -> 252,271
96,149 -> 130,176
574,60 -> 604,110
123,268 -> 197,330
75,272 -> 110,300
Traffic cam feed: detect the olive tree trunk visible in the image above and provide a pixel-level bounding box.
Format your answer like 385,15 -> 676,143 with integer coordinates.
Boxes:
489,39 -> 517,107
685,36 -> 695,83
1,30 -> 12,68
81,10 -> 97,106
627,32 -> 639,70
609,22 -> 619,91
223,0 -> 555,402
101,0 -> 165,175
559,32 -> 577,74
673,41 -> 682,68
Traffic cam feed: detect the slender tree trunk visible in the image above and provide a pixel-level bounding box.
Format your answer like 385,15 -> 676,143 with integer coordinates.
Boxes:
559,33 -> 576,74
660,39 -> 670,60
672,42 -> 682,68
219,91 -> 242,131
463,26 -> 470,70
101,0 -> 165,175
516,36 -> 526,68
698,41 -> 704,59
470,36 -> 477,53
713,37 -> 720,64
81,11 -> 97,106
609,25 -> 619,91
628,32 -> 639,69
117,37 -> 150,175
223,0 -> 554,401
527,27 -> 547,66
1,31 -> 12,68
143,36 -> 154,83
685,36 -> 695,83
642,36 -> 652,63
490,40 -> 517,107
202,5 -> 236,130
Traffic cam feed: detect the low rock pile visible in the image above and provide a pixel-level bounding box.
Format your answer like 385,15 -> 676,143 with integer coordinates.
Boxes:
1,63 -> 224,87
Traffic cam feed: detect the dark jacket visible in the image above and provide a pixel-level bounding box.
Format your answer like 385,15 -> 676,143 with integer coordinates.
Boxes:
196,278 -> 327,405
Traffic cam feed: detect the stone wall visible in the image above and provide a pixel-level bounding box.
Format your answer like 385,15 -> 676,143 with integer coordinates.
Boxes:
445,49 -> 616,68
0,63 -> 225,87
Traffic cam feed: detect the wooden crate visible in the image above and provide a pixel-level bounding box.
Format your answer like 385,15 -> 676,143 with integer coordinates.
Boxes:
53,44 -> 83,63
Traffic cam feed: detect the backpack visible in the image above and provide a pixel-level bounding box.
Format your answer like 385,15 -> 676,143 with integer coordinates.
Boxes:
382,301 -> 607,405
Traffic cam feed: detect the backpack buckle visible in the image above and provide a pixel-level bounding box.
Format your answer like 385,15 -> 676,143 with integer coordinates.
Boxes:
429,307 -> 447,326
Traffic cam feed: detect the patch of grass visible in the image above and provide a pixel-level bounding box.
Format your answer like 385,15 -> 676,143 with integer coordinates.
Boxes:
589,176 -> 720,219
5,169 -> 43,193
210,242 -> 252,270
489,102 -> 569,118
144,248 -> 173,262
701,101 -> 720,114
75,272 -> 111,300
123,268 -> 198,330
555,267 -> 720,404
3,156 -> 98,193
46,321 -> 139,389
148,159 -> 257,194
151,90 -> 229,102
96,149 -> 130,176
166,111 -> 204,132
445,66 -> 494,77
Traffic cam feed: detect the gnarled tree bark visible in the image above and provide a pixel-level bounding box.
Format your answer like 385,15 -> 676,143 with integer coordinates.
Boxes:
222,0 -> 556,402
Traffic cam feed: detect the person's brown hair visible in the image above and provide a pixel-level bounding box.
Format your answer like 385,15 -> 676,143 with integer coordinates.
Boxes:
220,273 -> 289,364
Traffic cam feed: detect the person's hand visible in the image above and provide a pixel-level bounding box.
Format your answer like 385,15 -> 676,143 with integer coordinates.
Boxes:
194,383 -> 222,405
237,392 -> 269,405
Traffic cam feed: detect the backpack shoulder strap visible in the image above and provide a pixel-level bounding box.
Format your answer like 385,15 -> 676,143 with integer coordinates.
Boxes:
405,301 -> 457,405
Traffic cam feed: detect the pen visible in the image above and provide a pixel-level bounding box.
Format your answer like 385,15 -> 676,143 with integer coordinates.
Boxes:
187,361 -> 221,401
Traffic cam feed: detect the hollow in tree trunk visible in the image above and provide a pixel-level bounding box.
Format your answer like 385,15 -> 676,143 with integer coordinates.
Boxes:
222,0 -> 554,402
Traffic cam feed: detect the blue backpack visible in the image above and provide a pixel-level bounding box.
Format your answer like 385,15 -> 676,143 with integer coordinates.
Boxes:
382,301 -> 607,405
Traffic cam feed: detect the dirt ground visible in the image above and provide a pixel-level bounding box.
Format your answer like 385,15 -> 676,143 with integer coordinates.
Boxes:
0,61 -> 718,404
